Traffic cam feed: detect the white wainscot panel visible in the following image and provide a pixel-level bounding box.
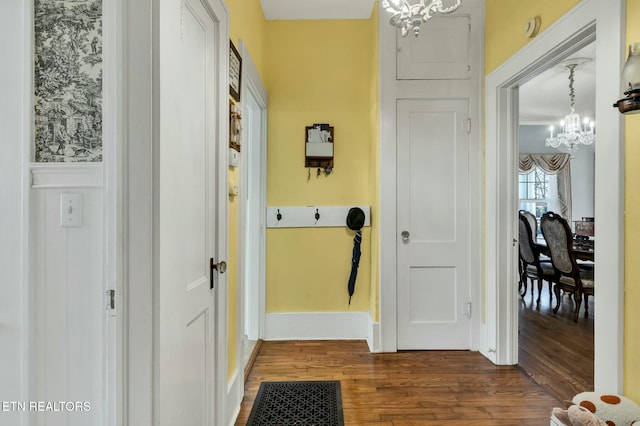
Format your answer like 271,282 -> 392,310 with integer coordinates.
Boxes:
32,184 -> 105,426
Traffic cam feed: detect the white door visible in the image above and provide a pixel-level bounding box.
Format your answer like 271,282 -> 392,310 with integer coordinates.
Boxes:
396,99 -> 471,349
158,0 -> 219,424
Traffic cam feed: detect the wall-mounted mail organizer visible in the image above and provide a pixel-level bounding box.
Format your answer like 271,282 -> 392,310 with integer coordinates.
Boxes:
266,205 -> 370,228
305,123 -> 334,170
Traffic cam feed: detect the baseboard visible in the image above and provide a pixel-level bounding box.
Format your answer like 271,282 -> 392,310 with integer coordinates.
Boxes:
225,368 -> 242,426
265,312 -> 369,341
366,315 -> 381,353
244,339 -> 262,383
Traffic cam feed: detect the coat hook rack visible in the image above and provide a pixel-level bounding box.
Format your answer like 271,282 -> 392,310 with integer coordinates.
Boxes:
266,206 -> 370,228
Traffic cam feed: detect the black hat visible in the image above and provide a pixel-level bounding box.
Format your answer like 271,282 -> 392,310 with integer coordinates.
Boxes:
346,207 -> 365,231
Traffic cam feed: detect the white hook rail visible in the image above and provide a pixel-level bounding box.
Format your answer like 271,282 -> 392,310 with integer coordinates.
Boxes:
266,205 -> 370,228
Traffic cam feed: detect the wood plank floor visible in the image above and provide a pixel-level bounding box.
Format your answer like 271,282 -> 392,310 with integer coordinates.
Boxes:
236,285 -> 593,425
518,281 -> 594,402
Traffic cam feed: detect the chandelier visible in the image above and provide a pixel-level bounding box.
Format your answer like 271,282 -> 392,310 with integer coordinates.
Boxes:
381,0 -> 462,38
545,63 -> 595,156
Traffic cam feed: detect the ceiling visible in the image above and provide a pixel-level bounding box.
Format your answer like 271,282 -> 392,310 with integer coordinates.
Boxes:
260,0 -> 376,20
519,42 -> 596,125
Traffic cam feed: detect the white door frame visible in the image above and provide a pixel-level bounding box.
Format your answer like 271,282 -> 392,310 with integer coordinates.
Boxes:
232,39 -> 268,418
238,40 -> 268,342
102,0 -> 124,424
122,0 -> 229,424
378,0 -> 484,353
484,0 -> 625,392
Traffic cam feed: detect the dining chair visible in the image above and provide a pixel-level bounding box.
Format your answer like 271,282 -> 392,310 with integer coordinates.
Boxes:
518,210 -> 536,296
540,211 -> 595,322
519,209 -> 538,239
518,211 -> 555,309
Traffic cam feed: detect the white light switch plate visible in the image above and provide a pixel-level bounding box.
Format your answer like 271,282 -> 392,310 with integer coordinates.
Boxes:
229,148 -> 240,168
60,193 -> 82,227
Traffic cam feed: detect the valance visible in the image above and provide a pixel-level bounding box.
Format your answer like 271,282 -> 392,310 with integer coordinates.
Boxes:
519,153 -> 571,173
519,153 -> 572,221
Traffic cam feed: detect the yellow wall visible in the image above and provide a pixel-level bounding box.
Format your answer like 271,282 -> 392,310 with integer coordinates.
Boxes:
486,0 -> 640,400
369,3 -> 380,322
625,0 -> 640,403
226,0 -> 267,379
228,0 -> 267,78
264,18 -> 377,313
485,0 -> 580,74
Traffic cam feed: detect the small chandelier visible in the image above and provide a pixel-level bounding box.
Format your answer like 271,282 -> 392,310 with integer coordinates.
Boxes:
546,63 -> 595,156
381,0 -> 462,38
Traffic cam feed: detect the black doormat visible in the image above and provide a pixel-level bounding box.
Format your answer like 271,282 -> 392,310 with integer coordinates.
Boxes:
246,380 -> 344,426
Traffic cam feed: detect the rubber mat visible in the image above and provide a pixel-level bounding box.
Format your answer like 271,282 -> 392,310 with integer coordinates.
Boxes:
246,380 -> 344,426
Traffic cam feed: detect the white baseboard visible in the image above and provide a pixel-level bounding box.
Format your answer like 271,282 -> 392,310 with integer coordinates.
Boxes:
225,368 -> 242,426
367,316 -> 381,353
265,312 -> 370,340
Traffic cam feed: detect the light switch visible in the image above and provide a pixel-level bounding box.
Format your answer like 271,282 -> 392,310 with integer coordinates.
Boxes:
229,148 -> 240,168
60,193 -> 82,227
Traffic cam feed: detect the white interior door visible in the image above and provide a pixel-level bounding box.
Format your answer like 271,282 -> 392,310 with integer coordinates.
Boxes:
158,0 -> 218,424
396,99 -> 471,350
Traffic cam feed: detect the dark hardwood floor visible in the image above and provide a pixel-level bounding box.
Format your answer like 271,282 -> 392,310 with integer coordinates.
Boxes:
236,285 -> 593,425
518,281 -> 594,402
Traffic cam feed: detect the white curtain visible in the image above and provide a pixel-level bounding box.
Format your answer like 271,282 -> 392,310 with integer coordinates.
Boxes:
519,153 -> 572,221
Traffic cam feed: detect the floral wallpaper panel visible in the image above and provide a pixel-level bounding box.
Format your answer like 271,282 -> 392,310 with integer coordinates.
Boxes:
34,0 -> 102,162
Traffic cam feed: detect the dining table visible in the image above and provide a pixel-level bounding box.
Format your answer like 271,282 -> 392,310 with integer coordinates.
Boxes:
535,237 -> 595,262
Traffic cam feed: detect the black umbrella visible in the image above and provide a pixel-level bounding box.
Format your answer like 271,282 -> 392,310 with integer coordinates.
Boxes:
346,207 -> 365,305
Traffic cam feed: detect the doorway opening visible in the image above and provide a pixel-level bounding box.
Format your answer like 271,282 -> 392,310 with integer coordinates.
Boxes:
484,0 -> 624,393
516,42 -> 596,399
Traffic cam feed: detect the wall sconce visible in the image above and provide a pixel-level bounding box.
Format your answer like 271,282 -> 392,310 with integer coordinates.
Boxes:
614,42 -> 640,114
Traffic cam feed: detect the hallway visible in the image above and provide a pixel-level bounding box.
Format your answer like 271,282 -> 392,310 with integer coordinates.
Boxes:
236,340 -> 561,425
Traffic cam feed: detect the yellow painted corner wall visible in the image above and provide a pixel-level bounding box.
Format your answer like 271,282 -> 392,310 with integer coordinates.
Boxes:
227,0 -> 267,78
486,0 -> 640,401
625,0 -> 640,403
264,18 -> 376,313
484,0 -> 580,75
369,3 -> 380,322
226,0 -> 267,380
227,186 -> 239,380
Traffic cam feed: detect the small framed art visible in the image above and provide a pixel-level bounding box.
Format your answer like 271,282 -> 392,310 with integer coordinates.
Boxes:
229,40 -> 242,102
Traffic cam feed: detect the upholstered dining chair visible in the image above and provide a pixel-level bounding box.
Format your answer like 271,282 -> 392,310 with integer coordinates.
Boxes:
518,211 -> 555,309
540,211 -> 595,322
519,209 -> 538,239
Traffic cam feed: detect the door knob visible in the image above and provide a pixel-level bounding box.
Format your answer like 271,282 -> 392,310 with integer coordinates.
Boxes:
401,230 -> 410,242
212,260 -> 227,274
209,258 -> 227,289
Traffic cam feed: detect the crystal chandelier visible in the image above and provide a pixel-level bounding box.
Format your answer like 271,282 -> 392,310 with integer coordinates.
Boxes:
546,63 -> 595,156
381,0 -> 462,38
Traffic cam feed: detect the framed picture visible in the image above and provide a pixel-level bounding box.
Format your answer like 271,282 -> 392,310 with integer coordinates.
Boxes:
229,40 -> 242,102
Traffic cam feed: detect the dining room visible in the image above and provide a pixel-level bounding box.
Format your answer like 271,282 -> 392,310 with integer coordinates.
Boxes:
516,41 -> 596,400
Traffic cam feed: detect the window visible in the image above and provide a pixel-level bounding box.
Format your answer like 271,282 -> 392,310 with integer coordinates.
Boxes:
519,167 -> 556,234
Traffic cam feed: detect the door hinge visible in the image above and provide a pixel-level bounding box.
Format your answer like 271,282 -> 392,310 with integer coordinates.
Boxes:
106,289 -> 115,310
466,118 -> 471,133
466,301 -> 472,318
